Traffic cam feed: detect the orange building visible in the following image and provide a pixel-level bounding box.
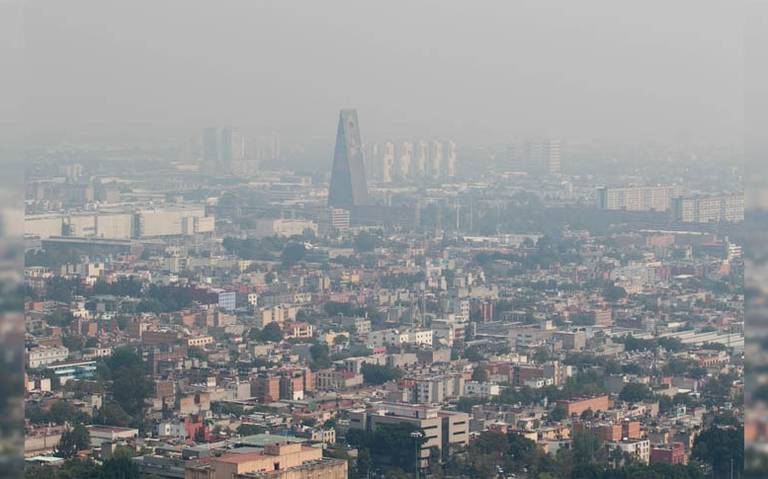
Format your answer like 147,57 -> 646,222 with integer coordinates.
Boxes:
623,420 -> 641,439
558,395 -> 611,417
252,375 -> 280,403
650,442 -> 686,465
596,424 -> 622,442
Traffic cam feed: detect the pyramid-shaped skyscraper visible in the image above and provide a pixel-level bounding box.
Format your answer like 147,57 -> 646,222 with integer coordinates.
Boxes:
328,109 -> 369,208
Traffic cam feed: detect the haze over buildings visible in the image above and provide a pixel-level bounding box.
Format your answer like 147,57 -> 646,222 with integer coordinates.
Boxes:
7,1 -> 743,148
14,2 -> 751,479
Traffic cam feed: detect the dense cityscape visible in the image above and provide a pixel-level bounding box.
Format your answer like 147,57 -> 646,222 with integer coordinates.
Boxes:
21,107 -> 745,479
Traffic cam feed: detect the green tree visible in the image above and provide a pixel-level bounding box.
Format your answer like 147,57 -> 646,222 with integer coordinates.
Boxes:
361,364 -> 404,385
260,322 -> 284,342
101,455 -> 140,479
533,347 -> 551,364
619,383 -> 652,403
692,425 -> 744,478
55,424 -> 90,458
112,366 -> 153,416
346,422 -> 426,473
463,346 -> 483,362
281,243 -> 306,265
49,400 -> 82,424
603,284 -> 627,301
571,431 -> 601,467
310,343 -> 331,370
471,365 -> 489,382
549,404 -> 567,422
353,232 -> 379,253
95,401 -> 131,427
62,334 -> 86,352
356,448 -> 372,478
237,424 -> 266,436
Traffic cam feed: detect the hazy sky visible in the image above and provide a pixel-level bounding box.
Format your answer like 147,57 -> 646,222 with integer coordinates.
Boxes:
4,0 -> 744,147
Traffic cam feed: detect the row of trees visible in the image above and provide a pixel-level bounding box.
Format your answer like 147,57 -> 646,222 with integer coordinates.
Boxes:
25,452 -> 141,479
345,423 -> 425,478
336,426 -> 741,479
453,428 -> 737,479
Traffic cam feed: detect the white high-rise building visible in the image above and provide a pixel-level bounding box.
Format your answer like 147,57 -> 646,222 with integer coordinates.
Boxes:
525,139 -> 560,175
232,130 -> 248,163
430,140 -> 444,179
416,140 -> 429,179
381,142 -> 395,183
446,140 -> 457,178
398,141 -> 413,180
364,143 -> 380,181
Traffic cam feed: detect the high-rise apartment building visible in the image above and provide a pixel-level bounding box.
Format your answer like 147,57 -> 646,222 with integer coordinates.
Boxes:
525,139 -> 560,175
365,143 -> 380,180
596,186 -> 680,212
430,140 -> 444,179
671,194 -> 744,223
398,141 -> 413,180
446,140 -> 457,178
328,109 -> 369,208
416,140 -> 429,179
202,127 -> 248,173
381,142 -> 395,183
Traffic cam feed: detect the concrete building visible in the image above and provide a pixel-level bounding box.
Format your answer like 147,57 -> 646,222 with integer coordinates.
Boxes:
315,369 -> 363,391
650,442 -> 686,465
327,208 -> 350,233
607,439 -> 651,464
185,442 -> 346,479
524,139 -> 561,174
410,373 -> 465,404
135,206 -> 213,237
218,291 -> 237,312
671,194 -> 744,223
557,395 -> 611,417
398,141 -> 413,179
464,381 -> 501,399
27,345 -> 69,369
430,140 -> 444,179
348,403 -> 469,466
368,328 -> 433,348
596,186 -> 680,212
381,142 -> 395,183
86,425 -> 139,447
415,140 -> 428,178
252,219 -> 318,239
25,214 -> 64,238
446,140 -> 457,178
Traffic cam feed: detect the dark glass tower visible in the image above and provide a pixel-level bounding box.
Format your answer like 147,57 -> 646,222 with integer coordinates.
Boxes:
328,109 -> 369,208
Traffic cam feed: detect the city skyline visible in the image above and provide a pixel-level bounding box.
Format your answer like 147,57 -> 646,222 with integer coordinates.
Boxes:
12,2 -> 755,479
